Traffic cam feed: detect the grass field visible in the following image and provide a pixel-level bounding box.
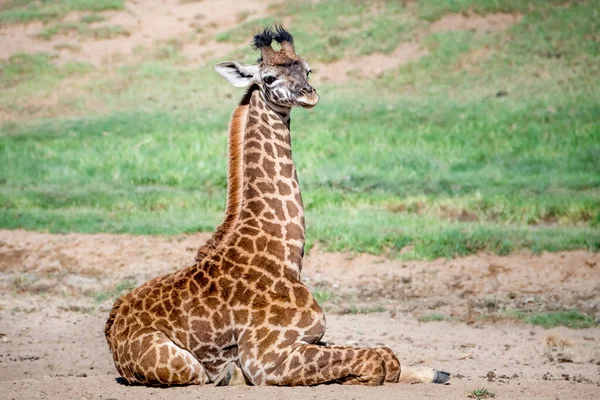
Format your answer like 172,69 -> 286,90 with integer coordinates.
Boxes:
1,0 -> 599,259
0,0 -> 124,24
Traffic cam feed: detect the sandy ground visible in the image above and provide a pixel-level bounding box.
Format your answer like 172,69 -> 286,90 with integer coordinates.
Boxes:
0,229 -> 599,399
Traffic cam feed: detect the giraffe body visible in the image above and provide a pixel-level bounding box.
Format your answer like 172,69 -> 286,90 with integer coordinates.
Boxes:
105,27 -> 450,387
106,89 -> 328,385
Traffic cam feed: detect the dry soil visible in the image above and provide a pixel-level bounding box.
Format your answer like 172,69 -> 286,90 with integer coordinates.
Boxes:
1,229 -> 599,399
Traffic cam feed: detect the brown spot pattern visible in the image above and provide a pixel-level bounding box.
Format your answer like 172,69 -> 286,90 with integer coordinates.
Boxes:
105,86 -> 401,388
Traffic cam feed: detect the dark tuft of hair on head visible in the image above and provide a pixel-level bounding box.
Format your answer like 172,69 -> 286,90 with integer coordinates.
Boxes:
273,25 -> 294,44
252,27 -> 274,50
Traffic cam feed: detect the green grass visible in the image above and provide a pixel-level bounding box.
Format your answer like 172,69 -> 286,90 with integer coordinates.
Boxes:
526,310 -> 598,329
217,0 -> 416,63
312,290 -> 335,305
0,1 -> 599,259
80,14 -> 105,24
0,53 -> 93,112
341,306 -> 387,315
479,309 -> 597,329
417,0 -> 575,21
467,388 -> 495,400
0,53 -> 59,87
38,22 -> 129,40
87,278 -> 137,303
418,313 -> 446,322
0,0 -> 124,25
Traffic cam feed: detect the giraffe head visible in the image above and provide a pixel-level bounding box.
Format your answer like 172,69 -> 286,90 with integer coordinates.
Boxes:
215,26 -> 319,109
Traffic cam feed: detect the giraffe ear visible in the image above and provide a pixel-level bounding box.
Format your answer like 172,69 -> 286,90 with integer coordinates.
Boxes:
214,62 -> 259,88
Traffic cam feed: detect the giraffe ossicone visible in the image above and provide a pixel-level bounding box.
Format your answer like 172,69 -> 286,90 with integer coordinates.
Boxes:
105,26 -> 450,387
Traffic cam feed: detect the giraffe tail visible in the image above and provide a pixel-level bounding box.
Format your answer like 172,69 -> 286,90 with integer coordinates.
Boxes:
104,295 -> 124,343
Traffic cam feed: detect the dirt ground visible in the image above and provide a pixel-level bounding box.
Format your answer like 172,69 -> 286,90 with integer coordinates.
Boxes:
0,229 -> 599,399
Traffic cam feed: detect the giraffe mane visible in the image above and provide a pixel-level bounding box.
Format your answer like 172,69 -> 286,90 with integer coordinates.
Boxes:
195,95 -> 252,262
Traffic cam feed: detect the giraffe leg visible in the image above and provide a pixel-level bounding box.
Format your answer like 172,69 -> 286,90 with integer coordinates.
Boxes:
314,345 -> 449,384
214,362 -> 248,386
116,330 -> 209,386
373,347 -> 451,384
322,345 -> 399,383
373,347 -> 401,383
242,344 -> 387,386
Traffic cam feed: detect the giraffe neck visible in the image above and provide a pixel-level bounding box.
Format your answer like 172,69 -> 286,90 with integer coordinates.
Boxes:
232,87 -> 305,280
196,103 -> 248,262
262,96 -> 290,128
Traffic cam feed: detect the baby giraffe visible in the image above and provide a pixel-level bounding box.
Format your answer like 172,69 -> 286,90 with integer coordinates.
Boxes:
105,26 -> 450,387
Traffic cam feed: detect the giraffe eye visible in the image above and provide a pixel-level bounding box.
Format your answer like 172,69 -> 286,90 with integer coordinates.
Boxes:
263,75 -> 276,85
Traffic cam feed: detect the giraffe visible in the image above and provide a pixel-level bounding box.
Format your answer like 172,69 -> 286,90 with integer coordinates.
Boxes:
105,26 -> 450,387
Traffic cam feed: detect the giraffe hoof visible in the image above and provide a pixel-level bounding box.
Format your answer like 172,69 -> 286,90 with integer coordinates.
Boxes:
214,362 -> 247,387
433,370 -> 451,384
115,377 -> 129,386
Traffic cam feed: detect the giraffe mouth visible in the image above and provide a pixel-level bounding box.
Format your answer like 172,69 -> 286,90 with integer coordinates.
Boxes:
297,93 -> 319,108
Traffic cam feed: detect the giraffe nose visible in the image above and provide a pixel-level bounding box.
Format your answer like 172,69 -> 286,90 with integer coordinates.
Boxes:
299,86 -> 315,96
298,85 -> 319,108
